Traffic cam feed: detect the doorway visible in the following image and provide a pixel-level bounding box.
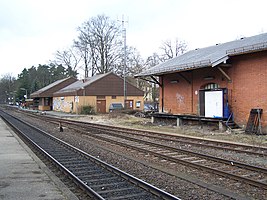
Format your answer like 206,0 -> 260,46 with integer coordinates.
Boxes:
125,100 -> 133,109
96,100 -> 106,113
199,88 -> 227,118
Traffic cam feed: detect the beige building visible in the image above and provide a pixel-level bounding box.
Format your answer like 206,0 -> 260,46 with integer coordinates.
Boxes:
53,72 -> 144,114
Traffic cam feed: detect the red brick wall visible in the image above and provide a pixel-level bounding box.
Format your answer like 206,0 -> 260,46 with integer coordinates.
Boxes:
160,67 -> 228,114
160,72 -> 192,114
229,51 -> 267,131
159,51 -> 267,132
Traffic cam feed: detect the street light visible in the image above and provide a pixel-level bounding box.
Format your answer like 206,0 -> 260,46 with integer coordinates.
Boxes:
20,88 -> 28,99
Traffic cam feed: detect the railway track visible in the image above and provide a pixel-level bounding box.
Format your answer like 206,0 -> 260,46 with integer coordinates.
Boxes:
0,110 -> 180,200
69,119 -> 267,157
19,109 -> 267,157
17,110 -> 267,190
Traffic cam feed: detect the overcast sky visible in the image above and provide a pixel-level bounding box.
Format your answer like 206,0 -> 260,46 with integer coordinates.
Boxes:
1,0 -> 267,77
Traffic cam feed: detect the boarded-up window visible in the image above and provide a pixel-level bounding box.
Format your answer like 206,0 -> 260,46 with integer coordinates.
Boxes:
97,96 -> 106,99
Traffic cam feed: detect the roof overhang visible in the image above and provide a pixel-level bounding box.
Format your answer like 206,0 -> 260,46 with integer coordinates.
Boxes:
135,59 -> 213,78
226,41 -> 267,56
135,56 -> 231,78
211,56 -> 229,67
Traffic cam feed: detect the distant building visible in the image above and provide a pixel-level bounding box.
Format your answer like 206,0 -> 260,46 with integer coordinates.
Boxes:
30,77 -> 77,111
53,72 -> 144,113
136,33 -> 267,133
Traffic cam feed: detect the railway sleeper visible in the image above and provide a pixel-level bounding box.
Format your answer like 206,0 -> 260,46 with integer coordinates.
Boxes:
90,181 -> 126,189
78,173 -> 115,180
190,159 -> 207,163
241,172 -> 262,177
95,185 -> 136,194
73,170 -> 107,177
85,177 -> 123,185
97,187 -> 147,197
181,156 -> 197,161
70,168 -> 102,174
258,178 -> 267,183
108,192 -> 154,200
62,162 -> 94,168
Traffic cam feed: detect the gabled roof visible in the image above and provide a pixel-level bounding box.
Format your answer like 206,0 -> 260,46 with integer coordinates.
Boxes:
30,77 -> 77,98
136,32 -> 267,77
54,73 -> 109,95
54,72 -> 144,97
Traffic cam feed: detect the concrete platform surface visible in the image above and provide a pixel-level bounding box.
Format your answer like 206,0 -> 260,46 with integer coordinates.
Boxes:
0,118 -> 78,200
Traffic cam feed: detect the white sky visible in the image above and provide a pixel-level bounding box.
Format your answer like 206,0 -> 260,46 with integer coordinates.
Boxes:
1,0 -> 267,77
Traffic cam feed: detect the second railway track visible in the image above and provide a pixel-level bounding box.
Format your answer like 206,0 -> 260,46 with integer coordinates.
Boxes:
53,119 -> 267,190
19,108 -> 267,157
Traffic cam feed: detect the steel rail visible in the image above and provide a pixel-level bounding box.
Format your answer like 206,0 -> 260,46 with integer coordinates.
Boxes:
0,110 -> 180,200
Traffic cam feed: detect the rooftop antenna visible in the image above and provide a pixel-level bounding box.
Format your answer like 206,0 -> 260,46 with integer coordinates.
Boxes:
118,15 -> 128,109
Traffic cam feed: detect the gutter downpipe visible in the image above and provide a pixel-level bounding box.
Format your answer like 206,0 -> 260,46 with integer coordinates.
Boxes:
161,75 -> 164,113
191,71 -> 194,113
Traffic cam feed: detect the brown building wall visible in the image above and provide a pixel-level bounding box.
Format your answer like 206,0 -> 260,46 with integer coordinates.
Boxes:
159,51 -> 267,131
82,73 -> 144,97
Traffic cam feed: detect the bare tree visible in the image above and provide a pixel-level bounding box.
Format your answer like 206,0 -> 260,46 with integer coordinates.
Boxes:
159,38 -> 187,62
55,47 -> 81,73
145,53 -> 161,67
76,14 -> 122,76
73,39 -> 91,78
127,48 -> 144,76
114,47 -> 144,77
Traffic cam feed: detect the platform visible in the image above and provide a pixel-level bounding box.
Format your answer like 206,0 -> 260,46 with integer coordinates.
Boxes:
151,113 -> 227,131
0,118 -> 78,200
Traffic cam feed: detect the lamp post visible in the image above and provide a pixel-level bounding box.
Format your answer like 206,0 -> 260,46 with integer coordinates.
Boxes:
20,88 -> 28,99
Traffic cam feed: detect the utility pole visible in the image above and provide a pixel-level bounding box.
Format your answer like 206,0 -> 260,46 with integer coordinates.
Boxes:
119,15 -> 127,109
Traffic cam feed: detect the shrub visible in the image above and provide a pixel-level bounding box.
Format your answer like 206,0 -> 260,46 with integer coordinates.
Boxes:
80,105 -> 95,115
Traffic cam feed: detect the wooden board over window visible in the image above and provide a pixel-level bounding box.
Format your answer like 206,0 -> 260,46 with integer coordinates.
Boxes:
97,96 -> 106,99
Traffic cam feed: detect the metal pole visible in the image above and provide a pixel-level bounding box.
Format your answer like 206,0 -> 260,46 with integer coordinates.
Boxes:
123,24 -> 127,109
121,15 -> 127,109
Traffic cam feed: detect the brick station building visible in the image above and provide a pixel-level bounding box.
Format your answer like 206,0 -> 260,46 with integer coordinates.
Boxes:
136,33 -> 267,133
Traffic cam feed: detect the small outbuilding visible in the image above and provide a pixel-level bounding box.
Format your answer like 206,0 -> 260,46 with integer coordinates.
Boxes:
53,72 -> 144,114
136,32 -> 267,133
30,77 -> 77,111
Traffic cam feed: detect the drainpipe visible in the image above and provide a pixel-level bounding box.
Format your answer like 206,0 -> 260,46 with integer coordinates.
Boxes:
161,75 -> 164,113
76,90 -> 78,114
191,71 -> 194,113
